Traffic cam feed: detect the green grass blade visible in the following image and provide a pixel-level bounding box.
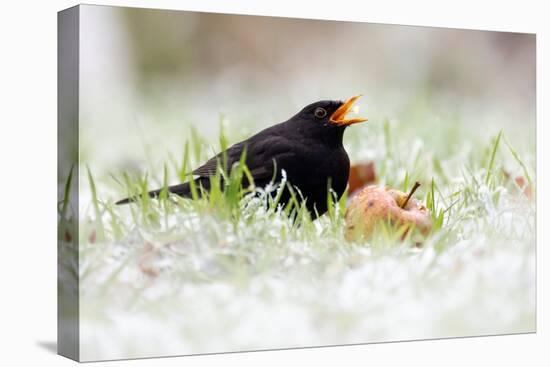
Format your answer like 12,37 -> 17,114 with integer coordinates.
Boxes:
86,165 -> 105,242
484,130 -> 502,185
502,135 -> 533,189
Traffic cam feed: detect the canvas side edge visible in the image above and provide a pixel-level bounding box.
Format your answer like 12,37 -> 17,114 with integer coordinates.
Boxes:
57,5 -> 80,362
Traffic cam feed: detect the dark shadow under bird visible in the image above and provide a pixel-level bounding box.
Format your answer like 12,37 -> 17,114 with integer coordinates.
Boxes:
116,95 -> 368,218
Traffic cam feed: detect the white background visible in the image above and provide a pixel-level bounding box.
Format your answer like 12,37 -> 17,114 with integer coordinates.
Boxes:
0,0 -> 547,365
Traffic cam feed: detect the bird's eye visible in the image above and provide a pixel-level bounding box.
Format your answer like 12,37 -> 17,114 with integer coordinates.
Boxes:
314,107 -> 327,119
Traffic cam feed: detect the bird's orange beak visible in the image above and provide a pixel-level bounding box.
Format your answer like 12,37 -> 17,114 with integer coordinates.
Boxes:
330,95 -> 368,126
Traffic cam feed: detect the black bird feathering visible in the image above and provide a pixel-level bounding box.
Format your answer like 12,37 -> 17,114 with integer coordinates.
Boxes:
116,96 -> 367,218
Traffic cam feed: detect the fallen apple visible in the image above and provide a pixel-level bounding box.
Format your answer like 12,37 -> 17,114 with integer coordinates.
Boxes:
344,182 -> 432,242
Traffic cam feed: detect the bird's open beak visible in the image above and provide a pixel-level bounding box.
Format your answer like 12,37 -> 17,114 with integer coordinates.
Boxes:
330,95 -> 368,126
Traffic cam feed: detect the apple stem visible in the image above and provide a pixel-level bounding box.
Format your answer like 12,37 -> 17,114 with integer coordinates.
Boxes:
401,181 -> 421,209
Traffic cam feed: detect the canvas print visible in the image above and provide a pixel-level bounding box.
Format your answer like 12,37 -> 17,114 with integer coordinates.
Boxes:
58,4 -> 536,362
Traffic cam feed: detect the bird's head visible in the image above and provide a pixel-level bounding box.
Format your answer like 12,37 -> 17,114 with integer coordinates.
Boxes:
295,95 -> 368,129
291,96 -> 368,143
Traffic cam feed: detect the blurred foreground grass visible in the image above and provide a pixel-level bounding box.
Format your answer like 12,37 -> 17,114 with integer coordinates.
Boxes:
59,112 -> 535,361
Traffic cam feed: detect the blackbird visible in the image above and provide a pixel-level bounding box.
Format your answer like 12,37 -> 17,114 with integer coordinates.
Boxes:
117,95 -> 367,217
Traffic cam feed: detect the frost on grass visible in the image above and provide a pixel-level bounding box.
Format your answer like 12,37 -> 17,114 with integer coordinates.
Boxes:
70,125 -> 535,361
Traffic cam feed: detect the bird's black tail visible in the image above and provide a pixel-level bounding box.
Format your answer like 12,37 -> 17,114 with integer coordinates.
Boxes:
115,178 -> 210,205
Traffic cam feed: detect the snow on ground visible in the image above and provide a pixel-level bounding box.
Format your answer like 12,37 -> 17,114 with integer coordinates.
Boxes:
73,180 -> 535,361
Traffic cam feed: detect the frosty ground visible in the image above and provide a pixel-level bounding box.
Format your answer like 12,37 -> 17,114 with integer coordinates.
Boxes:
66,115 -> 535,361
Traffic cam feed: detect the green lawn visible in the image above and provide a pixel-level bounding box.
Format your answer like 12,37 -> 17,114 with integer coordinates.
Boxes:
61,110 -> 535,361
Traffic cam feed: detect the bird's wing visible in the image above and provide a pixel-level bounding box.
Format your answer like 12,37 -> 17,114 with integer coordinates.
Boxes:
192,142 -> 246,177
192,136 -> 295,182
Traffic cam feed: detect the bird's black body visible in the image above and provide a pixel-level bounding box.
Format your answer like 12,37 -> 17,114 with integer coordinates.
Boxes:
117,98 -> 366,218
